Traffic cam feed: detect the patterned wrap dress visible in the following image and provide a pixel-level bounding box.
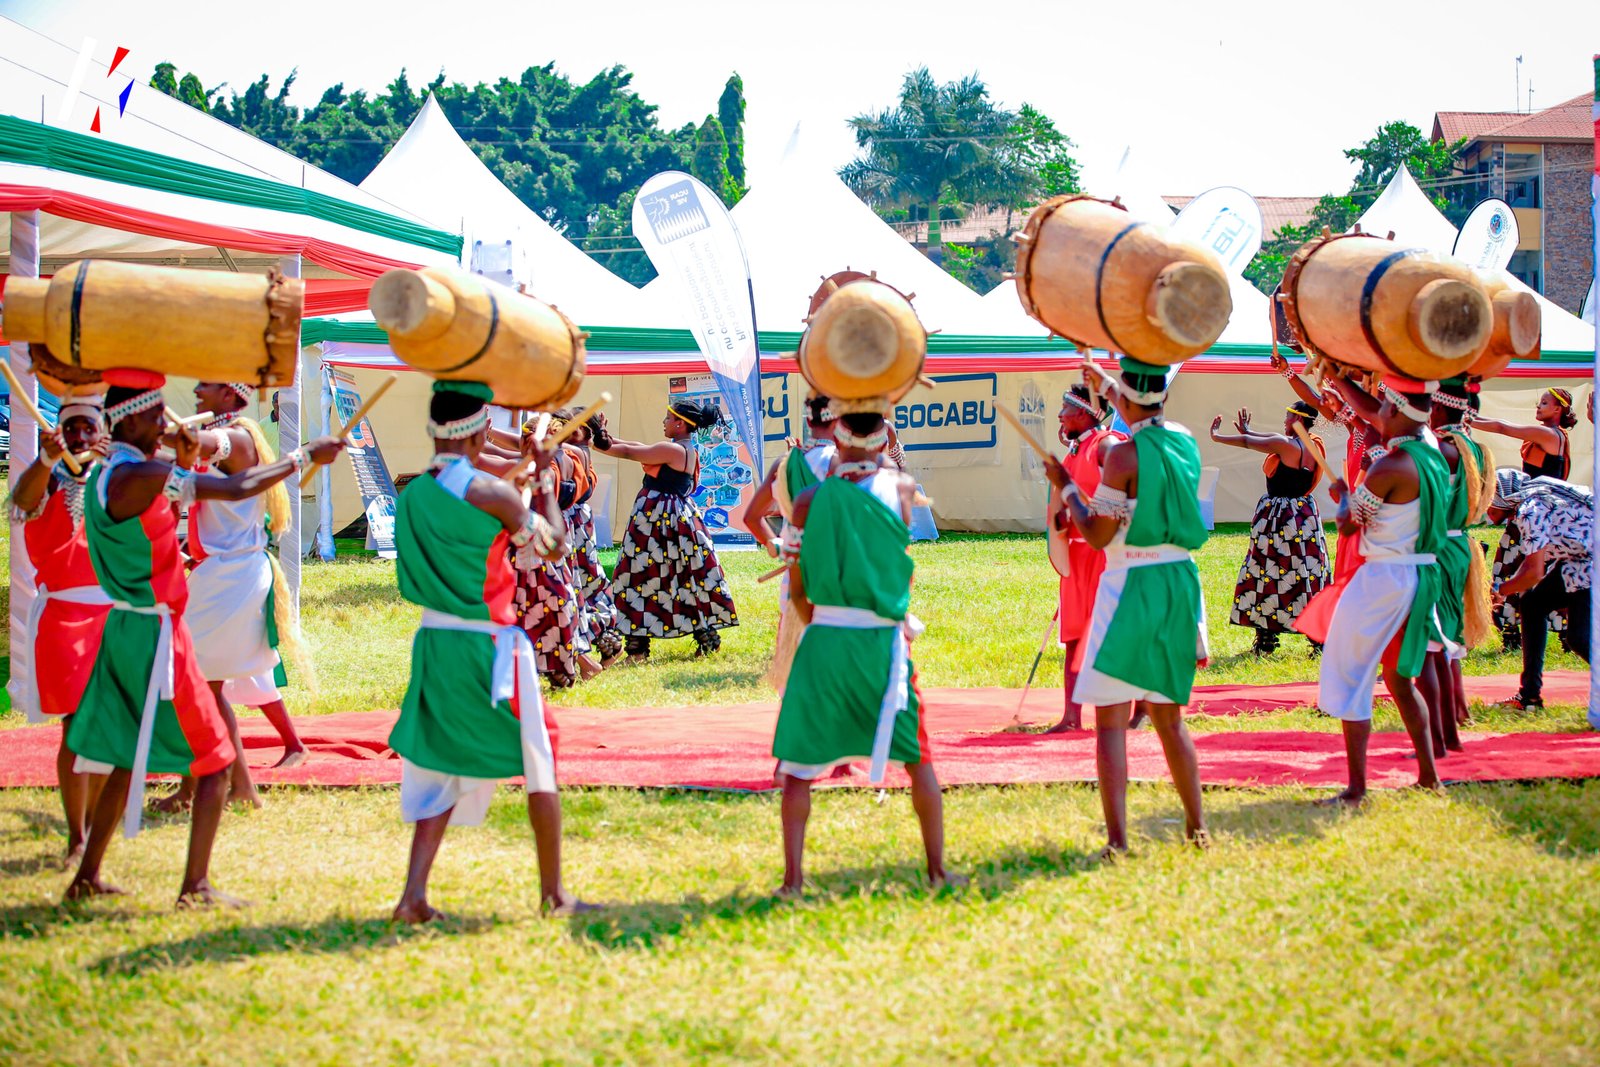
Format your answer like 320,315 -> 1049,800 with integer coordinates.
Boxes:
1493,429 -> 1570,642
69,446 -> 235,832
609,442 -> 737,651
14,460 -> 112,721
388,455 -> 560,826
1229,450 -> 1330,635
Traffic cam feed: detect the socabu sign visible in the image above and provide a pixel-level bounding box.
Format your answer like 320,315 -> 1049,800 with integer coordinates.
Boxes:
891,373 -> 1000,468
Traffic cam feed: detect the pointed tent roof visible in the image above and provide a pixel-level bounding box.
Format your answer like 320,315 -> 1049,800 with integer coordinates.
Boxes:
359,94 -> 654,326
641,125 -> 1007,336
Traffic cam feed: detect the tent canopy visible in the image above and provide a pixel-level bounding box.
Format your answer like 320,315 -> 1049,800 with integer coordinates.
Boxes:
359,94 -> 654,326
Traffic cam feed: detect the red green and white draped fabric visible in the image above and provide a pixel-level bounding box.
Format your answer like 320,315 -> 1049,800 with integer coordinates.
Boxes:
389,457 -> 559,815
68,447 -> 234,836
772,476 -> 929,784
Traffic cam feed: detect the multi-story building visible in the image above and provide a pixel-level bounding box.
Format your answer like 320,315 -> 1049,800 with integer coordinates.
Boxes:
1433,93 -> 1594,313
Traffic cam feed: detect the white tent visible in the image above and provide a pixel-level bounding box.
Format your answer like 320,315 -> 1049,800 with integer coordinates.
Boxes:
359,94 -> 657,326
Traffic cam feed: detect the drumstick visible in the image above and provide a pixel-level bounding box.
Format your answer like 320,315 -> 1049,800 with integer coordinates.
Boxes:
996,405 -> 1053,463
757,563 -> 788,584
543,392 -> 613,450
0,361 -> 82,474
1291,422 -> 1337,484
299,372 -> 398,487
165,407 -> 213,428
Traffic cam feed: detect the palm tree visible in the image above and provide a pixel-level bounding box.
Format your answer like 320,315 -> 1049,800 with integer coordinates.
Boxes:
840,68 -> 1026,265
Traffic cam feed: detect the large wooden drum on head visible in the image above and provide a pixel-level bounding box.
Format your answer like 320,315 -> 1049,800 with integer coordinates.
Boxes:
1278,231 -> 1493,380
1465,271 -> 1541,379
797,271 -> 926,407
1013,194 -> 1232,365
1,261 -> 302,387
368,267 -> 586,409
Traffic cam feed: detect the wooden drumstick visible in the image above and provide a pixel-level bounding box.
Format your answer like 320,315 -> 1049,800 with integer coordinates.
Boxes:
543,392 -> 613,450
997,405 -> 1053,463
299,372 -> 398,487
757,563 -> 789,584
165,406 -> 213,428
0,361 -> 82,474
1291,422 -> 1337,484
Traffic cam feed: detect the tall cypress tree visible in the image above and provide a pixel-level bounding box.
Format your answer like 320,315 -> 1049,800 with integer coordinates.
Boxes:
717,73 -> 746,204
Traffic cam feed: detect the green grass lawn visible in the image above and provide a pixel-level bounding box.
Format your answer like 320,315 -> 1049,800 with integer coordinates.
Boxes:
3,503 -> 1596,1063
1,783 -> 1598,1063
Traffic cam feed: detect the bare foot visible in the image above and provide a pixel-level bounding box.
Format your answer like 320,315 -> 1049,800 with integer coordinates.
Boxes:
392,899 -> 444,924
1097,844 -> 1128,863
228,786 -> 264,810
1188,828 -> 1211,850
1043,718 -> 1082,735
1408,779 -> 1446,795
62,842 -> 87,871
272,748 -> 308,770
929,871 -> 969,890
1315,788 -> 1366,808
541,894 -> 602,917
65,875 -> 125,900
177,884 -> 250,909
773,883 -> 805,901
148,790 -> 193,815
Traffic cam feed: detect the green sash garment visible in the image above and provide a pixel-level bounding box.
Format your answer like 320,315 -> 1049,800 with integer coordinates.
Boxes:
1089,423 -> 1209,705
387,469 -> 524,779
1392,438 -> 1453,677
1433,433 -> 1483,646
772,477 -> 924,768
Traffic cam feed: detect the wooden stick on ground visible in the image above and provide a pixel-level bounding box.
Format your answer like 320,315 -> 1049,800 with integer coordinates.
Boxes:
299,372 -> 398,487
1291,422 -> 1338,484
0,360 -> 81,474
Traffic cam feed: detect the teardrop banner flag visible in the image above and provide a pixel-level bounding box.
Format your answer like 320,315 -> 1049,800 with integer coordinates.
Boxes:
1170,186 -> 1264,277
1452,197 -> 1519,272
632,171 -> 764,509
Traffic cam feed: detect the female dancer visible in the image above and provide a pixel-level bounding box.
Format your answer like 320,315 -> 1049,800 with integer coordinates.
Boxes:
562,409 -> 624,666
508,415 -> 592,687
1477,388 -> 1577,649
594,400 -> 737,661
1210,402 -> 1330,655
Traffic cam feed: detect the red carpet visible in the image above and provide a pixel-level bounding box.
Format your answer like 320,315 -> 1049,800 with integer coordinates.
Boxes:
1,673 -> 1593,792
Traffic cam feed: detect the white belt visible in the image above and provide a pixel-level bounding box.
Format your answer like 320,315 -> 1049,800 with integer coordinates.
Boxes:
1103,543 -> 1190,572
419,608 -> 557,793
1361,553 -> 1437,566
808,605 -> 911,786
1446,530 -> 1466,538
111,601 -> 174,840
21,582 -> 113,724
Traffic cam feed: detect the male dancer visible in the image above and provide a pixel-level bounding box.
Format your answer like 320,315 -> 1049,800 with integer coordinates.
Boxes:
771,408 -> 955,894
8,388 -> 109,860
1042,384 -> 1124,733
1428,377 -> 1492,744
742,390 -> 837,554
1317,377 -> 1451,804
388,381 -> 593,921
155,381 -> 308,813
1063,358 -> 1208,857
66,370 -> 343,904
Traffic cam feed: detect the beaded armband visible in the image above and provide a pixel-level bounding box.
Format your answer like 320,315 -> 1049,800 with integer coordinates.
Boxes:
1350,484 -> 1382,526
210,430 -> 233,463
163,466 -> 197,507
1087,483 -> 1131,521
778,523 -> 804,563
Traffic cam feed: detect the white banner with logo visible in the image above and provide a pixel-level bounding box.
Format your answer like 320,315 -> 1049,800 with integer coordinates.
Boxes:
890,373 -> 1002,469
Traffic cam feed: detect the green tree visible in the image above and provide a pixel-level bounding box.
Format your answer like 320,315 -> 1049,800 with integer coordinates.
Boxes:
691,115 -> 734,207
840,67 -> 1029,264
1244,122 -> 1467,295
717,73 -> 746,204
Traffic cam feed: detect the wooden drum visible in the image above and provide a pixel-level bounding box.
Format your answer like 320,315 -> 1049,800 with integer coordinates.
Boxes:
1,261 -> 302,387
1279,231 -> 1492,380
368,267 -> 586,409
797,271 -> 926,407
1013,195 -> 1232,364
1465,271 -> 1541,379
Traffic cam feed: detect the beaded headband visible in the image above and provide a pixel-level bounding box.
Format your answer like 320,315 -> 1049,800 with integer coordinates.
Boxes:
104,389 -> 164,426
834,421 -> 890,451
227,382 -> 254,404
426,408 -> 489,440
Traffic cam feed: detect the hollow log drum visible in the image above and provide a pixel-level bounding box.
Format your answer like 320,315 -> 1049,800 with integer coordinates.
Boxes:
1278,232 -> 1492,380
1013,195 -> 1232,364
797,273 -> 927,405
368,267 -> 586,409
1464,270 -> 1541,379
1,261 -> 302,387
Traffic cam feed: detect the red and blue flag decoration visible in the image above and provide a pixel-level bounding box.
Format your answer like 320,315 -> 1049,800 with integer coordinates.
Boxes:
88,44 -> 133,133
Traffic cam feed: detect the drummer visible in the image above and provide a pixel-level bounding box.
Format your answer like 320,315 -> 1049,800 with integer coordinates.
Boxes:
1040,384 -> 1123,733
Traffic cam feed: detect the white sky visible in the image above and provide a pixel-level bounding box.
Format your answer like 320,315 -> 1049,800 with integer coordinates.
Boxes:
2,0 -> 1593,198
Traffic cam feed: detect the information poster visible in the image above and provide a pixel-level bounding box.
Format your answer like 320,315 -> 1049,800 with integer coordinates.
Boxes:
329,369 -> 400,557
668,372 -> 757,547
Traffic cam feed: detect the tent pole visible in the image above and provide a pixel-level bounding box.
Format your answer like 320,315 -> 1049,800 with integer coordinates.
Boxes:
278,255 -> 303,620
1589,64 -> 1599,731
7,210 -> 41,716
